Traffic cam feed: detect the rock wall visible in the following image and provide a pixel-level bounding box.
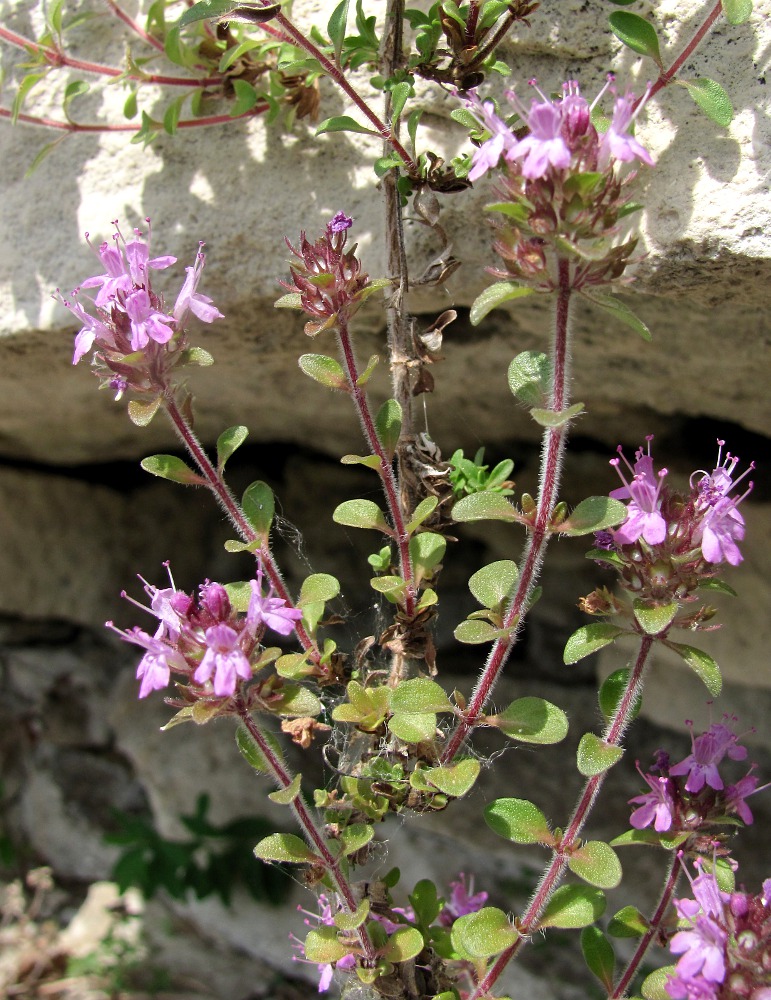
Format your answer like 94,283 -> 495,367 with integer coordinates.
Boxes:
0,1 -> 769,996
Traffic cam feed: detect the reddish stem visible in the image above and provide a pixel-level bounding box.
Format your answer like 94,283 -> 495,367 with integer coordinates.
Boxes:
0,25 -> 223,86
611,852 -> 680,998
441,256 -> 573,764
163,394 -> 319,661
635,0 -> 724,110
0,103 -> 267,131
337,316 -> 416,617
104,0 -> 167,54
272,11 -> 418,173
236,703 -> 377,964
468,636 -> 655,999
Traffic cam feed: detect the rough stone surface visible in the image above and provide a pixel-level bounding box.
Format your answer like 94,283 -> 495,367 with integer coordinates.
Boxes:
1,2 -> 770,997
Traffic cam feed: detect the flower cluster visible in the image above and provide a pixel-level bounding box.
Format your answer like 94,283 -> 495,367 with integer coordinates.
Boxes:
107,564 -> 302,701
666,861 -> 771,1000
279,212 -> 374,336
466,76 -> 652,184
56,220 -> 222,399
463,77 -> 654,289
591,437 -> 753,606
628,718 -> 760,838
293,873 -> 488,993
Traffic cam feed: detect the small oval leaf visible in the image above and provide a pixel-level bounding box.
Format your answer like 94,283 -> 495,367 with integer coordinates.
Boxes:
684,77 -> 733,127
299,573 -> 340,606
487,697 -> 569,745
508,350 -> 551,406
569,841 -> 623,889
633,599 -> 678,635
665,642 -> 722,696
140,454 -> 203,485
598,669 -> 642,723
424,759 -> 480,797
254,832 -> 317,864
468,560 -> 519,609
470,281 -> 534,325
382,926 -> 424,963
577,733 -> 624,776
390,677 -> 452,714
333,499 -> 390,532
564,624 -> 625,664
581,925 -> 616,989
608,11 -> 662,64
484,798 -> 553,845
451,907 -> 518,959
538,884 -> 606,930
216,425 -> 248,472
560,497 -> 628,536
375,398 -> 402,459
452,492 -> 519,523
299,353 -> 348,390
242,480 -> 274,537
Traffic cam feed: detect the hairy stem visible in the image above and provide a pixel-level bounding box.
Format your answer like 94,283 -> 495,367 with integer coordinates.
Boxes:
163,394 -> 319,661
636,0 -> 724,109
468,636 -> 655,999
442,256 -> 573,763
611,853 -> 681,998
235,703 -> 377,964
273,9 -> 418,172
337,316 -> 416,618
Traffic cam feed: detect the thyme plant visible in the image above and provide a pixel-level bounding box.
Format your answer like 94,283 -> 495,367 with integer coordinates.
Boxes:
3,1 -> 767,998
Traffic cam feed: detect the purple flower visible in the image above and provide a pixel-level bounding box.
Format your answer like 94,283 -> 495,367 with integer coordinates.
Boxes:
669,722 -> 748,793
724,772 -> 758,825
247,572 -> 303,637
509,97 -> 571,179
439,873 -> 489,926
669,867 -> 729,988
610,437 -> 668,546
124,288 -> 175,351
65,297 -> 115,364
598,91 -> 655,169
692,441 -> 754,566
292,895 -> 356,992
81,224 -> 175,309
173,246 -> 224,325
193,623 -> 252,697
327,211 -> 353,234
106,622 -> 186,698
629,769 -> 677,831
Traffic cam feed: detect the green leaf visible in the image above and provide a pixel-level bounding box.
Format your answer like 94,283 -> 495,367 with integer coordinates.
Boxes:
409,879 -> 442,927
451,908 -> 518,960
339,823 -> 374,856
333,499 -> 390,532
235,723 -> 282,773
62,79 -> 89,119
327,0 -> 350,62
721,0 -> 753,24
468,560 -> 519,609
341,454 -> 382,470
598,669 -> 642,724
454,619 -> 505,644
633,599 -> 679,635
409,532 -> 446,577
273,684 -> 323,718
452,491 -> 519,523
382,926 -> 424,963
334,899 -> 370,930
698,578 -> 737,597
127,397 -> 162,426
484,798 -> 553,845
254,833 -> 317,864
564,623 -> 625,664
608,905 -> 649,938
375,398 -> 402,459
407,108 -> 422,151
665,642 -> 722,695
487,697 -> 569,745
242,480 -> 274,538
470,281 -> 534,325
508,351 -> 551,406
390,677 -> 452,714
406,496 -> 438,533
370,575 -> 407,602
560,497 -> 628,536
684,77 -> 733,127
230,79 -> 258,116
275,292 -> 303,309
179,0 -> 234,26
356,353 -> 380,386
584,291 -> 652,341
608,12 -> 662,65
577,733 -> 624,776
538,885 -> 606,930
388,712 -> 437,743
610,828 -> 690,850
530,402 -> 585,428
304,925 -> 351,964
267,773 -> 302,805
140,454 -> 203,485
316,115 -> 378,136
217,425 -> 248,472
424,759 -> 480,797
275,653 -> 314,680
299,573 -> 340,606
642,967 -> 678,1000
569,841 -> 622,889
179,346 -> 214,367
581,925 -> 616,989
